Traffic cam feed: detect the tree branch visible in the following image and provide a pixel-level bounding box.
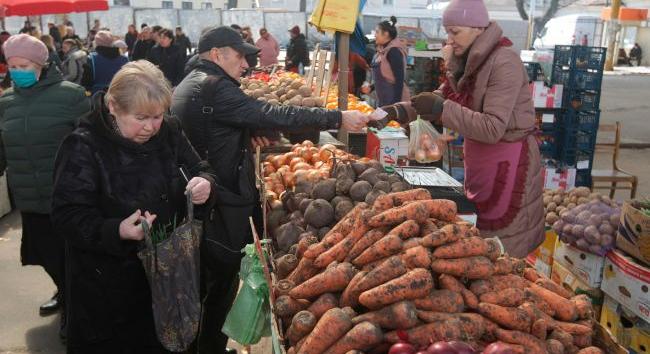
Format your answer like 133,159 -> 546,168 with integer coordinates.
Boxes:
516,0 -> 529,21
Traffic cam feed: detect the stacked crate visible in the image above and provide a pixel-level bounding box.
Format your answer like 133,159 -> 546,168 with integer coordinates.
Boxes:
551,45 -> 606,187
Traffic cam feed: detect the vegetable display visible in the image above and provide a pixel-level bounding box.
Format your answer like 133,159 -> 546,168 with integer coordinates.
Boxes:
543,187 -> 597,226
270,190 -> 602,354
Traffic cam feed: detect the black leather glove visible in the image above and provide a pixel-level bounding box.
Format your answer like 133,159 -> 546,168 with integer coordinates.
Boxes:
410,92 -> 445,124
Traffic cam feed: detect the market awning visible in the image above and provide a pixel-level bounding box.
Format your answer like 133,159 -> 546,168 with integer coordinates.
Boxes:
0,0 -> 108,17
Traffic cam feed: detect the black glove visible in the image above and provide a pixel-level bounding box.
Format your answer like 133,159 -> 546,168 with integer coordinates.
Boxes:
410,92 -> 445,124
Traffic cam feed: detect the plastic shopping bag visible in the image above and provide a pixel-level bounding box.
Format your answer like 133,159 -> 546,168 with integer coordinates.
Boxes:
408,115 -> 445,163
222,244 -> 271,345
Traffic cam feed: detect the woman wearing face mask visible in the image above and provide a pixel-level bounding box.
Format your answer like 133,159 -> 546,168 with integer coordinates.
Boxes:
383,0 -> 544,258
0,34 -> 90,323
52,60 -> 214,353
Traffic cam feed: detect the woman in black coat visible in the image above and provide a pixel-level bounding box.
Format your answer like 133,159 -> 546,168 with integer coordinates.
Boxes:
148,28 -> 186,86
52,61 -> 213,353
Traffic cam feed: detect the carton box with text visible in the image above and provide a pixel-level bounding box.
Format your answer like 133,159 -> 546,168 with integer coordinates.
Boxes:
527,229 -> 558,277
553,240 -> 605,288
543,168 -> 576,191
366,130 -> 409,169
551,261 -> 603,318
530,81 -> 564,108
601,250 -> 650,323
617,201 -> 650,265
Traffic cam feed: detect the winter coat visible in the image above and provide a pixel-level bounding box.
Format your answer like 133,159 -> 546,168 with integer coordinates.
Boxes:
62,47 -> 87,84
175,34 -> 192,55
148,43 -> 187,87
51,94 -> 214,348
125,31 -> 138,53
131,38 -> 155,61
373,38 -> 410,106
0,64 -> 90,214
81,46 -> 129,94
438,22 -> 544,257
286,34 -> 309,70
256,35 -> 280,67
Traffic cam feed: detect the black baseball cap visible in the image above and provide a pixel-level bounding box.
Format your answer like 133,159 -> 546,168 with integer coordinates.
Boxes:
198,26 -> 260,55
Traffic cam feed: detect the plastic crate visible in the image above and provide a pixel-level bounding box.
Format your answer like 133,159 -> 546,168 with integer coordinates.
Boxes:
553,45 -> 575,68
537,131 -> 557,158
573,46 -> 607,71
564,90 -> 601,112
535,110 -> 562,131
560,109 -> 601,131
348,132 -> 367,157
524,62 -> 545,82
552,68 -> 603,91
575,169 -> 593,187
557,147 -> 594,167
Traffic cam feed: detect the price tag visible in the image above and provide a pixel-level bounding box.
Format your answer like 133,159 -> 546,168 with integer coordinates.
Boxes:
535,259 -> 551,277
564,273 -> 575,285
577,160 -> 590,170
542,114 -> 555,124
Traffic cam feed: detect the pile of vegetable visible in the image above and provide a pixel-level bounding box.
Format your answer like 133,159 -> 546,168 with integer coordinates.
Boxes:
241,74 -> 326,107
544,188 -> 600,226
631,198 -> 650,216
271,189 -> 604,354
551,197 -> 621,256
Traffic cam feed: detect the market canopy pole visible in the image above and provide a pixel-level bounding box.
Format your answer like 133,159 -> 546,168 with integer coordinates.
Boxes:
337,32 -> 350,144
604,0 -> 621,71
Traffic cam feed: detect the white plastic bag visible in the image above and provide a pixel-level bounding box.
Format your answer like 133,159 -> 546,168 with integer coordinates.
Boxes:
408,116 -> 445,163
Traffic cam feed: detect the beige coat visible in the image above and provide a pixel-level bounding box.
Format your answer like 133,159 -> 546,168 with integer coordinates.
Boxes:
440,22 -> 544,258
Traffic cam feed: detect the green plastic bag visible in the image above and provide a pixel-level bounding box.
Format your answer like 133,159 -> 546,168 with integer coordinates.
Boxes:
222,244 -> 271,345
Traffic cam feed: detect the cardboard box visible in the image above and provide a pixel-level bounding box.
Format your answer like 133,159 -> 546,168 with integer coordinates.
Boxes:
630,322 -> 650,354
553,241 -> 606,288
599,295 -> 650,353
365,130 -> 409,169
601,250 -> 650,323
527,228 -> 558,277
617,201 -> 650,265
551,261 -> 603,318
543,168 -> 576,191
600,295 -> 622,339
530,81 -> 564,108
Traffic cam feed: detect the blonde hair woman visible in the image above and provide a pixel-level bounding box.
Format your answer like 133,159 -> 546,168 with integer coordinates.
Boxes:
52,60 -> 214,353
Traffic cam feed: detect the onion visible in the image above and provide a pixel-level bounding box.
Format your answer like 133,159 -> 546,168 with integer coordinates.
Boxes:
389,342 -> 417,354
426,341 -> 458,354
448,341 -> 476,354
482,342 -> 517,354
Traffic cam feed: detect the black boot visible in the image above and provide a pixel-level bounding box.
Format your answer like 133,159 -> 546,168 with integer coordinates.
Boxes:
39,292 -> 60,316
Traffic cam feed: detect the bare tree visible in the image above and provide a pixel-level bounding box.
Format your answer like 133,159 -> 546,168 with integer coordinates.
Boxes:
516,0 -> 579,39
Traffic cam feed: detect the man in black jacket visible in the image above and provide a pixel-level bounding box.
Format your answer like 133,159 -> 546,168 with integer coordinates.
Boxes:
286,25 -> 310,73
130,26 -> 154,61
149,28 -> 186,86
171,26 -> 368,354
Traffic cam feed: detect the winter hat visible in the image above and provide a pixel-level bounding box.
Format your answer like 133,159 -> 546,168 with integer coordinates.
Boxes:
113,40 -> 127,49
2,34 -> 48,66
94,30 -> 114,48
289,25 -> 301,36
442,0 -> 490,28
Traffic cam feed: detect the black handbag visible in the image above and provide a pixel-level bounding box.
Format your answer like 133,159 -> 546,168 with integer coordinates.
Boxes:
200,76 -> 262,264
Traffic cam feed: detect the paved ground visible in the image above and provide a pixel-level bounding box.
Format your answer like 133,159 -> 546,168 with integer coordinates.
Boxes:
599,74 -> 650,146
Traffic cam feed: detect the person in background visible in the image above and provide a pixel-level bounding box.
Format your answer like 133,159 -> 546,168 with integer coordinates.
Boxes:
256,28 -> 279,67
40,34 -> 62,70
0,34 -> 90,339
0,31 -> 11,69
92,19 -> 101,32
230,24 -> 242,34
61,39 -> 87,84
241,26 -> 258,68
113,40 -> 128,56
286,25 -> 309,74
48,23 -> 62,49
125,24 -> 138,55
630,43 -> 643,66
86,29 -> 97,51
241,26 -> 255,45
151,25 -> 162,45
148,28 -> 186,86
52,60 -> 214,354
131,26 -> 155,61
617,48 -> 631,66
581,34 -> 588,46
141,23 -> 148,30
385,0 -> 544,258
361,16 -> 409,107
62,26 -> 80,42
63,15 -> 74,28
82,30 -> 129,94
19,21 -> 32,34
175,26 -> 192,55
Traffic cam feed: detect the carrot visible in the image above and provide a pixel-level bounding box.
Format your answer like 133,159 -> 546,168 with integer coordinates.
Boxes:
296,235 -> 319,259
289,262 -> 357,299
354,256 -> 407,293
403,237 -> 423,250
572,295 -> 594,320
419,199 -> 458,221
401,246 -> 432,269
478,302 -> 533,332
494,256 -> 527,275
351,300 -> 419,330
577,347 -> 603,354
307,293 -> 339,319
420,219 -> 438,236
352,234 -> 403,267
360,257 -> 389,272
415,312 -> 486,340
359,268 -> 434,310
387,188 -> 431,205
303,232 -> 346,259
432,236 -> 491,259
518,302 -> 556,328
523,289 -> 557,318
546,339 -> 565,354
421,223 -> 479,247
384,319 -> 463,346
368,201 -> 429,227
523,267 -> 542,282
322,321 -> 384,354
531,319 -> 549,340
346,228 -> 389,262
314,236 -> 356,268
276,254 -> 299,279
346,209 -> 375,246
431,256 -> 495,279
274,279 -> 295,297
527,282 -> 578,322
438,274 -> 479,310
286,310 -> 317,345
485,238 -> 503,261
535,278 -> 573,299
469,274 -> 529,296
573,334 -> 593,348
372,194 -> 394,212
286,256 -> 320,285
339,271 -> 367,308
387,220 -> 421,240
482,316 -> 501,342
328,202 -> 368,236
300,308 -> 353,354
495,328 -> 548,354
414,289 -> 464,313
554,321 -> 593,336
548,328 -> 574,349
479,288 -> 526,307
275,295 -> 310,317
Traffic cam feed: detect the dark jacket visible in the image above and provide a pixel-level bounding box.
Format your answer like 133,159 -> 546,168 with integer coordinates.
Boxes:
0,64 -> 90,214
148,43 -> 186,86
175,34 -> 192,55
131,38 -> 155,61
171,59 -> 341,192
286,34 -> 309,69
51,94 -> 214,348
82,46 -> 129,94
125,31 -> 138,53
49,26 -> 62,45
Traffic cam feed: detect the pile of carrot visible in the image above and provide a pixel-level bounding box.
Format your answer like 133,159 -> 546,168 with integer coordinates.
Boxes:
270,189 -> 603,354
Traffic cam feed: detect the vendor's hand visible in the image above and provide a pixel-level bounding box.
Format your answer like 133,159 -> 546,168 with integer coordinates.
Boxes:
251,136 -> 273,150
341,110 -> 370,132
186,177 -> 211,205
360,82 -> 371,95
410,92 -> 445,121
119,210 -> 157,241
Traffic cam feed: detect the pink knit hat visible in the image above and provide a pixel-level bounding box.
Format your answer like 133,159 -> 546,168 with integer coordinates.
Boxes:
94,30 -> 114,48
442,0 -> 490,28
2,34 -> 49,66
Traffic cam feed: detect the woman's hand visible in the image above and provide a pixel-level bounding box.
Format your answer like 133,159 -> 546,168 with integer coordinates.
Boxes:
119,210 -> 157,241
186,177 -> 211,205
410,92 -> 445,124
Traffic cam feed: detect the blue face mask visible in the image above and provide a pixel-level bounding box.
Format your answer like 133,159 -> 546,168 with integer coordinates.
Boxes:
9,68 -> 38,88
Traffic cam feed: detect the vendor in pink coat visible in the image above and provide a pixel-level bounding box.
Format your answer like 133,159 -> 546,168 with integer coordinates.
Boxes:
255,28 -> 280,67
384,0 -> 544,257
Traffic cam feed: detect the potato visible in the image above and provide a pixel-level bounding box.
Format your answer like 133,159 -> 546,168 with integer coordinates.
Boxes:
290,80 -> 303,90
302,97 -> 316,107
584,225 -> 601,244
577,197 -> 589,204
573,187 -> 591,198
552,195 -> 563,205
280,94 -> 288,102
547,202 -> 558,212
298,85 -> 312,97
276,87 -> 287,97
567,203 -> 577,210
304,199 -> 334,228
572,224 -> 586,237
543,196 -> 552,205
546,212 -> 559,225
598,223 -> 614,235
609,213 -> 620,225
288,95 -> 303,106
314,96 -> 325,107
286,89 -> 299,99
268,99 -> 280,106
349,181 -> 372,202
569,195 -> 578,204
257,97 -> 268,102
556,206 -> 566,215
